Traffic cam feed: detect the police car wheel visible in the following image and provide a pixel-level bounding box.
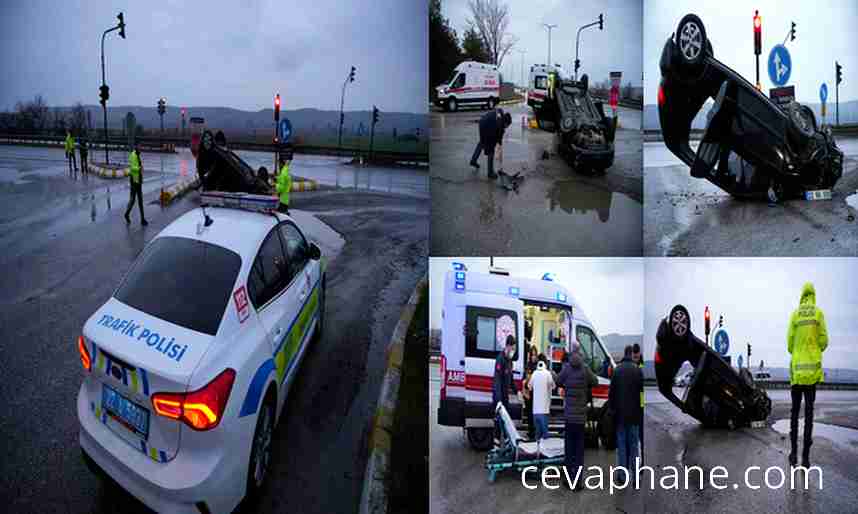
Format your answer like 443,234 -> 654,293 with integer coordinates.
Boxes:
247,397 -> 275,496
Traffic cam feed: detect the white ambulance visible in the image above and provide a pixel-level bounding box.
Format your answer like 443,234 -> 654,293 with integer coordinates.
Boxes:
435,61 -> 500,112
527,64 -> 566,117
436,264 -> 616,450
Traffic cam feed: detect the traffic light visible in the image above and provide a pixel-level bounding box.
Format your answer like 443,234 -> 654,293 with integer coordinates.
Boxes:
274,94 -> 281,122
157,98 -> 166,116
598,13 -> 604,30
372,105 -> 379,125
117,12 -> 126,39
349,66 -> 356,83
574,59 -> 581,75
99,85 -> 110,106
753,10 -> 762,56
719,315 -> 723,328
836,61 -> 843,85
704,306 -> 711,336
790,21 -> 796,42
747,343 -> 752,358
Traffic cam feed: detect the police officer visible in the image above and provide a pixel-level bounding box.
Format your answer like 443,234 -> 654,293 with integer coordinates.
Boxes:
275,153 -> 292,214
124,145 -> 148,226
78,136 -> 89,178
787,282 -> 828,468
492,335 -> 517,445
64,130 -> 77,178
469,108 -> 512,180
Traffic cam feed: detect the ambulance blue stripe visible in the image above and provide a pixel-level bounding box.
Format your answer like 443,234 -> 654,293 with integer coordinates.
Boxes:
140,368 -> 150,396
159,450 -> 167,462
140,440 -> 147,454
238,358 -> 275,418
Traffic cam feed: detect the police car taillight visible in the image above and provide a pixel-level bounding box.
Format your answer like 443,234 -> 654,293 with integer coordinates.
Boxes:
78,335 -> 91,371
152,369 -> 236,431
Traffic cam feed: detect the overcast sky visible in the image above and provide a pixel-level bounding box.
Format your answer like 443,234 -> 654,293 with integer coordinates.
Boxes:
645,258 -> 858,370
440,0 -> 642,88
0,0 -> 427,113
429,258 -> 644,337
644,0 -> 857,105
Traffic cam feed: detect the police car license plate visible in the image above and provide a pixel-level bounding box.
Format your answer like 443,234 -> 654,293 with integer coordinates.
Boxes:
102,384 -> 149,439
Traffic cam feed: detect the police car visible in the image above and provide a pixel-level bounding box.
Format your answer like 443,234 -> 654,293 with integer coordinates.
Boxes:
77,192 -> 325,514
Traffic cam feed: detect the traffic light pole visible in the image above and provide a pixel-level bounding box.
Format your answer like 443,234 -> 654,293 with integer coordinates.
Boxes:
574,18 -> 602,81
338,79 -> 348,152
100,27 -> 118,164
836,79 -> 839,127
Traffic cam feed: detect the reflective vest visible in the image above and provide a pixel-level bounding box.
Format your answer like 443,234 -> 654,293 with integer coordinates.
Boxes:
787,282 -> 828,385
64,134 -> 75,154
276,162 -> 291,206
128,151 -> 141,184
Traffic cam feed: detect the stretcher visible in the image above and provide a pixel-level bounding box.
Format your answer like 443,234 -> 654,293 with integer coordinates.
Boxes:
485,403 -> 564,482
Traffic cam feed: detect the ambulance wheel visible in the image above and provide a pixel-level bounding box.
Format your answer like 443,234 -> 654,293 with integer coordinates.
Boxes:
246,393 -> 275,499
447,97 -> 458,112
467,427 -> 493,451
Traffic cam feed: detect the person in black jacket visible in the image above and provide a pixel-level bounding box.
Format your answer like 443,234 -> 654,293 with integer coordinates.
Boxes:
492,335 -> 518,444
469,108 -> 512,180
556,343 -> 598,489
608,345 -> 644,479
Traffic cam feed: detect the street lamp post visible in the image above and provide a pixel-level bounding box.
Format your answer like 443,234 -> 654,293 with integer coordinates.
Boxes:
543,23 -> 557,66
338,66 -> 356,153
574,14 -> 604,80
100,12 -> 125,165
516,49 -> 527,88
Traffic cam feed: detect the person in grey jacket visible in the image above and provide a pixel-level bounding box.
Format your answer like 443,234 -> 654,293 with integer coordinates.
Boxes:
608,345 -> 644,478
556,343 -> 598,489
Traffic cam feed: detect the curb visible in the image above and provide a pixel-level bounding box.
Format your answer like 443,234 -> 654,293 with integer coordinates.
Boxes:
88,162 -> 129,179
159,176 -> 200,206
499,98 -> 524,106
359,276 -> 427,514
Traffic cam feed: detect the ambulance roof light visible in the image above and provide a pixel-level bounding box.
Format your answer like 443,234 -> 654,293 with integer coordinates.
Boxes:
509,286 -> 520,296
542,273 -> 555,281
556,292 -> 567,303
452,262 -> 467,271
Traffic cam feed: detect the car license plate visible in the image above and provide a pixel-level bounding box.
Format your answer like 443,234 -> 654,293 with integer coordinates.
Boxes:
102,384 -> 149,439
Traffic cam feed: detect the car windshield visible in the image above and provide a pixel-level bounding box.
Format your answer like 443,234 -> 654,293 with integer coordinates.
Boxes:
114,236 -> 242,336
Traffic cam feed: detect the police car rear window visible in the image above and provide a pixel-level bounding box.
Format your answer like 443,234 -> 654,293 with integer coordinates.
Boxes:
114,236 -> 241,336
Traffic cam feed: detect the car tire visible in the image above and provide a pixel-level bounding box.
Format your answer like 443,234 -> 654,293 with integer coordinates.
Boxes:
467,427 -> 493,451
674,14 -> 707,72
787,102 -> 817,148
246,394 -> 275,500
447,98 -> 458,112
668,305 -> 691,340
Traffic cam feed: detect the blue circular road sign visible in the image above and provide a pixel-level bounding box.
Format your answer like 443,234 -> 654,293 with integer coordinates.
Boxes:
714,329 -> 730,356
820,83 -> 828,104
768,44 -> 792,87
279,118 -> 292,143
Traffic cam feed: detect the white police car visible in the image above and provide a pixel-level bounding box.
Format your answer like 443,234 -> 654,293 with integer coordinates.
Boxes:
77,192 -> 326,514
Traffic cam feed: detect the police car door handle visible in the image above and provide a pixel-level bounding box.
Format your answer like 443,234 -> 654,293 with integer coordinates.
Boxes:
275,327 -> 282,335
460,360 -> 465,366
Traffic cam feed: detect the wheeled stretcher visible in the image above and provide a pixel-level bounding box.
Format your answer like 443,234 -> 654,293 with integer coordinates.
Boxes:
485,403 -> 565,482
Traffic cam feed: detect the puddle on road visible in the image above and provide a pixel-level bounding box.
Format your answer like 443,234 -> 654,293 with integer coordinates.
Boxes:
546,180 -> 638,224
771,419 -> 858,448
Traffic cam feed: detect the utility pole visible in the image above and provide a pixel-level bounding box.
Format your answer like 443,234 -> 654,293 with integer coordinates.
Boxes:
100,12 -> 125,164
543,24 -> 557,66
338,66 -> 356,152
516,49 -> 527,88
574,14 -> 604,80
836,61 -> 843,126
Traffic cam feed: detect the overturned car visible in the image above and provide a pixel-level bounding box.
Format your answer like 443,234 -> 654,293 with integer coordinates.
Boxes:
659,14 -> 843,202
546,73 -> 616,173
655,305 -> 771,428
195,130 -> 274,194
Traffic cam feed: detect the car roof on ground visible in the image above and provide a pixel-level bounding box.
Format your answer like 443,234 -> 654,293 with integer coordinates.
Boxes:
156,206 -> 289,258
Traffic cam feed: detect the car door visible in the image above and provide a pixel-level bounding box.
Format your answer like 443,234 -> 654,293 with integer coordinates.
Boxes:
247,225 -> 300,390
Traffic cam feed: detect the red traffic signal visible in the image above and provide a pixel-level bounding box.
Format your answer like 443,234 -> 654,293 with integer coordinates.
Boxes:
704,306 -> 711,335
753,11 -> 762,56
274,93 -> 281,121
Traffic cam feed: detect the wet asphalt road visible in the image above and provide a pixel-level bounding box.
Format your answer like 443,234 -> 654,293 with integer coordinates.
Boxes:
430,101 -> 643,256
0,145 -> 428,513
644,387 -> 858,513
643,138 -> 858,256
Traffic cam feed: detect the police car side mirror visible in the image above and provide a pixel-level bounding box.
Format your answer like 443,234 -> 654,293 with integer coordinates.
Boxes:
308,243 -> 321,261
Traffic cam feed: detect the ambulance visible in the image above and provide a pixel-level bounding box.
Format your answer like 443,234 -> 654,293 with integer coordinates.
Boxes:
436,264 -> 616,450
435,61 -> 500,112
527,64 -> 566,119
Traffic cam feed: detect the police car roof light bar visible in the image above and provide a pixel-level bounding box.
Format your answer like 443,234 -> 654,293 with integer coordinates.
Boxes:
200,191 -> 280,214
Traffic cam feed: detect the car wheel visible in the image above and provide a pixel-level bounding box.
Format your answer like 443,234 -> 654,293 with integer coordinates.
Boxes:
467,427 -> 493,451
675,14 -> 707,71
668,305 -> 690,340
448,98 -> 458,112
246,396 -> 275,499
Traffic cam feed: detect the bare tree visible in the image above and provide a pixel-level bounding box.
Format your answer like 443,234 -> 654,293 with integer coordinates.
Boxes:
14,94 -> 50,132
68,103 -> 88,134
467,0 -> 518,67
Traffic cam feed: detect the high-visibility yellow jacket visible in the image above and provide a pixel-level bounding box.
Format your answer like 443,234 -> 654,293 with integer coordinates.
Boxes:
787,282 -> 828,385
64,134 -> 75,154
128,151 -> 141,184
276,162 -> 291,206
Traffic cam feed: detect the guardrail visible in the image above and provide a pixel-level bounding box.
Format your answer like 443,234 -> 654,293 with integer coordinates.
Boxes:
642,378 -> 858,391
590,93 -> 644,110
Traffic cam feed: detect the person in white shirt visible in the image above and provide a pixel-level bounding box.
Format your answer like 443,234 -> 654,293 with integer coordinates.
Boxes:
529,360 -> 555,441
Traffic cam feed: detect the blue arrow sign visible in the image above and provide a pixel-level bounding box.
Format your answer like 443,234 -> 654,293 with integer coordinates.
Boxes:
768,44 -> 792,87
279,118 -> 292,143
820,83 -> 828,104
714,329 -> 730,356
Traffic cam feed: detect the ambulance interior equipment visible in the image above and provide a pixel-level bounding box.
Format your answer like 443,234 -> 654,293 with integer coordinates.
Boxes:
485,403 -> 564,483
655,304 -> 772,428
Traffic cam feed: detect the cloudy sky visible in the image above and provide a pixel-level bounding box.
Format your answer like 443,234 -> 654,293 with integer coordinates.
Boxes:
645,258 -> 858,370
440,0 -> 642,88
429,258 -> 644,337
0,0 -> 427,113
644,0 -> 857,105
